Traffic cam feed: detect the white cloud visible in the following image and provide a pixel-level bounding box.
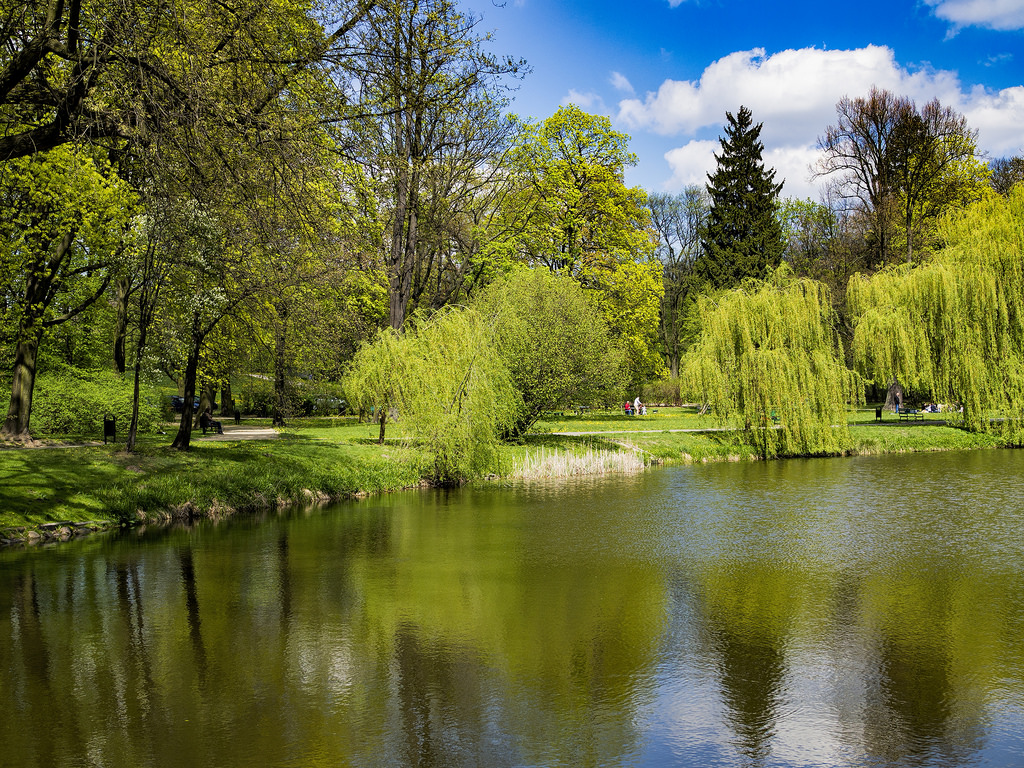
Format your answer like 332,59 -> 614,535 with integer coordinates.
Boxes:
663,140 -> 718,190
563,89 -> 608,114
925,0 -> 1024,31
623,45 -> 1024,198
618,46 -> 923,142
663,141 -> 825,199
610,71 -> 635,94
959,84 -> 1024,156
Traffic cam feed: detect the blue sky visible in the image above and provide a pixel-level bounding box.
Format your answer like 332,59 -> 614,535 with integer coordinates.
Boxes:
469,0 -> 1024,199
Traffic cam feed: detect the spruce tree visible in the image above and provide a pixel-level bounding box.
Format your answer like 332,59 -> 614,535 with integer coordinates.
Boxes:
698,106 -> 785,290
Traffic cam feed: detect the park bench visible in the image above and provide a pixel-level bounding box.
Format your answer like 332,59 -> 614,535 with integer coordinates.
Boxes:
897,408 -> 924,420
199,411 -> 224,434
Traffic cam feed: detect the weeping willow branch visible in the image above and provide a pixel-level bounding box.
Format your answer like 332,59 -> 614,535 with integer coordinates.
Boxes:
848,186 -> 1024,441
682,266 -> 861,458
343,305 -> 521,483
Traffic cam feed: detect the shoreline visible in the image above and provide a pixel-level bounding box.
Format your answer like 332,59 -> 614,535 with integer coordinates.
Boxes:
1,416 -> 1010,549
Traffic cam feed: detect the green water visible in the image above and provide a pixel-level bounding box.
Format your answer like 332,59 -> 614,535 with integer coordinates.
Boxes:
3,450 -> 1024,767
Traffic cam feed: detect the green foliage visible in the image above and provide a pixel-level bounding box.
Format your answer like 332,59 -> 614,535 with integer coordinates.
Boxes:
493,106 -> 662,386
344,306 -> 520,483
473,268 -> 624,434
848,186 -> 1024,442
682,267 -> 861,457
497,104 -> 653,278
698,106 -> 784,290
30,369 -> 162,437
595,258 -> 667,388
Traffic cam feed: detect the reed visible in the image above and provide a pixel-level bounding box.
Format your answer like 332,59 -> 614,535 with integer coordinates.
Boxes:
512,445 -> 645,480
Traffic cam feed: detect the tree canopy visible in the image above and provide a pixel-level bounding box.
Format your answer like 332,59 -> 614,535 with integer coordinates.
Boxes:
848,186 -> 1024,442
697,106 -> 784,291
473,268 -> 623,436
683,266 -> 860,458
816,87 -> 987,265
343,306 -> 520,483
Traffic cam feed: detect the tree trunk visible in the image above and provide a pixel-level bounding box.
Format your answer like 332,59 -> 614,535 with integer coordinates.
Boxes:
2,331 -> 41,440
171,319 -> 204,450
273,302 -> 288,427
220,381 -> 233,417
112,276 -> 132,374
883,378 -> 905,412
126,323 -> 147,452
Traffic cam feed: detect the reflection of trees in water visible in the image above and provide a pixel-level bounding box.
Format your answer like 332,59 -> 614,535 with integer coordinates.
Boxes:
709,617 -> 787,765
860,574 -> 987,767
864,637 -> 955,763
391,622 -> 520,768
179,546 -> 208,683
689,563 -> 794,766
6,570 -> 59,766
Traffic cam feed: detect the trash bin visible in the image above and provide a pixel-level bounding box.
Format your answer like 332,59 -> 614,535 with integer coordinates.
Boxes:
875,406 -> 882,421
103,414 -> 116,444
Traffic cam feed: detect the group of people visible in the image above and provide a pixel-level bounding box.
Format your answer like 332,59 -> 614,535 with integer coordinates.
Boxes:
624,397 -> 647,416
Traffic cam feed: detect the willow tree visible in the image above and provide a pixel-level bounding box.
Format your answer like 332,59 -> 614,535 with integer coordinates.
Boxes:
848,186 -> 1024,442
344,306 -> 520,483
682,268 -> 860,458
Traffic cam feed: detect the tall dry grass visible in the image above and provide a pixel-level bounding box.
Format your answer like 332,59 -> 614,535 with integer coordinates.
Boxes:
512,445 -> 645,480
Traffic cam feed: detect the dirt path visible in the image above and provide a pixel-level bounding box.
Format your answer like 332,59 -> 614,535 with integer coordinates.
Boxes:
196,423 -> 279,441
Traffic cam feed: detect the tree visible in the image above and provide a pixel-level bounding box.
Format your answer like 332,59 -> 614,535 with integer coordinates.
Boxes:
815,87 -> 985,265
345,0 -> 525,330
698,106 -> 784,291
473,268 -> 623,436
777,196 -> 866,319
0,146 -> 133,440
0,0 -> 374,162
344,306 -> 519,483
496,105 -> 662,387
498,105 -> 652,280
648,187 -> 708,377
848,186 -> 1024,442
682,266 -> 860,458
990,156 -> 1024,196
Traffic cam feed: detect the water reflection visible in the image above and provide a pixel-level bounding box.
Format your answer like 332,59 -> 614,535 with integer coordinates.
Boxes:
2,451 -> 1024,766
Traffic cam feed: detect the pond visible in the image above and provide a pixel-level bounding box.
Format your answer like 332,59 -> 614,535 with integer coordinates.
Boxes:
3,450 -> 1024,767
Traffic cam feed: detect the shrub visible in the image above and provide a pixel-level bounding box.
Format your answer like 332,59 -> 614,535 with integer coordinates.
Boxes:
31,369 -> 163,437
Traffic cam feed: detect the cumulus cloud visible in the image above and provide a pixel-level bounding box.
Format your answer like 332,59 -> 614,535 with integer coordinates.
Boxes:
610,71 -> 635,94
617,46 -> 954,143
663,140 -> 718,189
663,141 -> 825,199
925,0 -> 1024,31
625,45 -> 1024,198
562,89 -> 609,114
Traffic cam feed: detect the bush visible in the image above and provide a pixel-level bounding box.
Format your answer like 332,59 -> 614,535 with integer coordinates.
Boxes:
644,376 -> 682,406
31,369 -> 163,437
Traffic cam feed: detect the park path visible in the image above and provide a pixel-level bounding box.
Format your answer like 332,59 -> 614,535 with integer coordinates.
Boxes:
196,423 -> 279,441
548,418 -> 948,437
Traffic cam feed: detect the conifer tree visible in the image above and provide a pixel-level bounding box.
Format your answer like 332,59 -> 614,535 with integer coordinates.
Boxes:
698,106 -> 785,290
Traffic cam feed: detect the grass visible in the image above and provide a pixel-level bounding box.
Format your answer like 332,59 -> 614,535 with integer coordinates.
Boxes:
0,404 -> 1013,537
0,420 -> 426,534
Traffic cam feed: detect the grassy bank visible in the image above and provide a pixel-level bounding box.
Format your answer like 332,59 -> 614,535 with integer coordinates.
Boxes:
0,407 -> 1012,541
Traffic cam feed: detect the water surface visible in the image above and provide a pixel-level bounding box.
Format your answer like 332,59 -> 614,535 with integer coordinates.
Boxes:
3,450 -> 1024,767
